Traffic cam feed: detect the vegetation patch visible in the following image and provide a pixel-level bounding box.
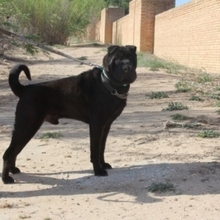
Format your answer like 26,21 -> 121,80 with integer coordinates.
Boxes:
215,102 -> 220,107
163,102 -> 189,111
196,71 -> 212,83
182,123 -> 201,129
175,80 -> 192,93
214,87 -> 220,91
137,53 -> 186,74
189,95 -> 204,102
171,114 -> 191,121
77,56 -> 88,60
40,132 -> 63,139
147,182 -> 175,193
207,93 -> 220,100
147,91 -> 169,99
197,130 -> 220,138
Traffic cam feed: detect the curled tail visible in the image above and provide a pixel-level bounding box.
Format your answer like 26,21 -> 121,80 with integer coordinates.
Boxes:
9,64 -> 31,98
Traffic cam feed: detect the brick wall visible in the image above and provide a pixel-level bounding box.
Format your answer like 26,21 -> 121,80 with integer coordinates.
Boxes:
154,0 -> 220,73
99,8 -> 125,44
112,0 -> 174,52
112,1 -> 141,48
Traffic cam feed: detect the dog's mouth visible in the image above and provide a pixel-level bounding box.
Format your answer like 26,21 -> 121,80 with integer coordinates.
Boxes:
112,60 -> 137,85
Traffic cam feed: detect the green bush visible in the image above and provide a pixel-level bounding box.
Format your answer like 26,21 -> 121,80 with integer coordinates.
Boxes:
4,0 -> 105,45
171,114 -> 190,121
137,53 -> 186,74
147,182 -> 175,193
148,91 -> 169,99
163,102 -> 189,111
197,130 -> 220,138
175,80 -> 192,93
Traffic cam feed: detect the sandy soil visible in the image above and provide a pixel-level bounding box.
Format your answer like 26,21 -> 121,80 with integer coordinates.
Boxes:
1,45 -> 220,220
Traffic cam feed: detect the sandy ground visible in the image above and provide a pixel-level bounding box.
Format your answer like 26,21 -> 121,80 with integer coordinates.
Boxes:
1,45 -> 220,220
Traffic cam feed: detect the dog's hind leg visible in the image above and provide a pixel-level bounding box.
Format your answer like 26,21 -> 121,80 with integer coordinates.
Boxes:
2,103 -> 45,184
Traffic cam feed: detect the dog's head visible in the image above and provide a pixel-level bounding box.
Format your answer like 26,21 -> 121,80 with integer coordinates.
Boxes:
103,45 -> 137,85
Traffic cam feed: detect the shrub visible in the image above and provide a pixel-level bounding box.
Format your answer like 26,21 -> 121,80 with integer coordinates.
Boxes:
148,91 -> 169,99
189,95 -> 204,101
175,80 -> 192,93
171,114 -> 190,121
163,102 -> 189,111
147,182 -> 175,193
40,132 -> 63,139
4,0 -> 105,45
137,53 -> 186,74
197,130 -> 220,138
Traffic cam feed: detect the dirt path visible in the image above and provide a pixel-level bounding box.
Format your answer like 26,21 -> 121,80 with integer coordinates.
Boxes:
1,46 -> 220,220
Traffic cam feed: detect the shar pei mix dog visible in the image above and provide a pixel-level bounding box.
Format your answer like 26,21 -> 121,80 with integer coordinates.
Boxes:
2,45 -> 137,184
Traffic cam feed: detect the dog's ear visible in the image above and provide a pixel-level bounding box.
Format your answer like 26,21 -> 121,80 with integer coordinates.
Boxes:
108,45 -> 120,54
126,45 -> 137,53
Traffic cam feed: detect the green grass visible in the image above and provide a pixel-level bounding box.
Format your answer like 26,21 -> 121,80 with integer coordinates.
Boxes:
197,130 -> 220,138
215,101 -> 220,107
182,123 -> 201,129
137,53 -> 186,74
175,80 -> 192,93
189,95 -> 204,101
147,182 -> 175,193
163,102 -> 189,111
196,71 -> 212,83
171,113 -> 191,121
214,87 -> 220,91
9,0 -> 105,45
40,132 -> 63,139
77,56 -> 88,60
147,91 -> 169,99
207,93 -> 220,100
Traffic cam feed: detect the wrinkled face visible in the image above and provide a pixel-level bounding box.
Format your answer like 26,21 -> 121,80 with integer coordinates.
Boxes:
103,45 -> 137,85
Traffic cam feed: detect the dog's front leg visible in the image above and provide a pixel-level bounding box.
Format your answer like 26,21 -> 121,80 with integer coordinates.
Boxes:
89,123 -> 108,176
100,123 -> 112,170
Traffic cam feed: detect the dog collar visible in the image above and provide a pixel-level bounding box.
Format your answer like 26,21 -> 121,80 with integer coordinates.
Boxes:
102,69 -> 128,87
99,67 -> 129,100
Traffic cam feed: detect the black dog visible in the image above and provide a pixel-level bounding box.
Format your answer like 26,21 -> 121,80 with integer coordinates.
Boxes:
2,45 -> 137,184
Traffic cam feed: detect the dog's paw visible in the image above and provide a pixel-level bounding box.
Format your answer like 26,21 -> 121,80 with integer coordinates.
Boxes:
102,162 -> 112,170
10,167 -> 21,174
2,176 -> 15,184
95,168 -> 108,176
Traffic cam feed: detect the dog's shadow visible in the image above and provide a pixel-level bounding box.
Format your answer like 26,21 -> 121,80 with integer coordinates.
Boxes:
1,162 -> 220,204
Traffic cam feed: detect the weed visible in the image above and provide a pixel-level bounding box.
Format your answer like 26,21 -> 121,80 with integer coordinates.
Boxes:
77,56 -> 88,60
215,102 -> 220,107
171,114 -> 190,121
196,71 -> 212,83
40,132 -> 63,139
148,91 -> 169,99
137,53 -> 185,74
208,93 -> 220,100
189,95 -> 204,101
197,130 -> 220,138
163,102 -> 189,111
175,80 -> 192,93
147,182 -> 175,193
19,215 -> 30,219
182,123 -> 201,129
0,203 -> 13,208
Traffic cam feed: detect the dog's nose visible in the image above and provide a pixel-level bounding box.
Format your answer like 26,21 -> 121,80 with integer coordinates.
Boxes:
123,65 -> 130,73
